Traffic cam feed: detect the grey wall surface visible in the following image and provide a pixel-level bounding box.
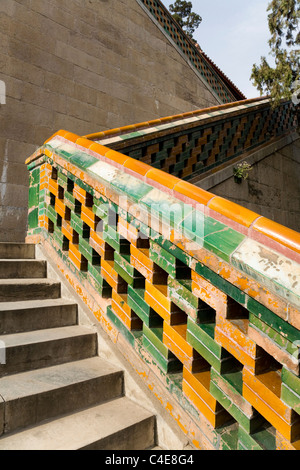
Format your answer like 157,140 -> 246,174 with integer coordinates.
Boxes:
0,0 -> 221,242
200,136 -> 300,233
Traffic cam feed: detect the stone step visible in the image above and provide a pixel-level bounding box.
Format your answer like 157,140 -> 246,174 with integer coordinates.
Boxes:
0,357 -> 124,435
0,298 -> 78,334
0,259 -> 47,279
0,243 -> 35,260
0,278 -> 61,302
0,325 -> 97,377
0,396 -> 155,450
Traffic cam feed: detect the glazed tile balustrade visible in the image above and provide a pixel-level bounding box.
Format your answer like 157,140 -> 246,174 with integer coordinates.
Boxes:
85,98 -> 297,182
26,129 -> 300,450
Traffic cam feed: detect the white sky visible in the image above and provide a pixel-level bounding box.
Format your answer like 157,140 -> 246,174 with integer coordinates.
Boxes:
162,0 -> 273,99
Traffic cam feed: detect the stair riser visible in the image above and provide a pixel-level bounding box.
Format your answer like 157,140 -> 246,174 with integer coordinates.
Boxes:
0,283 -> 61,302
0,304 -> 78,334
81,417 -> 155,450
0,261 -> 47,279
0,334 -> 97,377
0,244 -> 35,260
1,372 -> 124,435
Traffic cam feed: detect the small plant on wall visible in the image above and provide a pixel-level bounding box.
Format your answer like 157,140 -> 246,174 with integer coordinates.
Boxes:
233,161 -> 253,183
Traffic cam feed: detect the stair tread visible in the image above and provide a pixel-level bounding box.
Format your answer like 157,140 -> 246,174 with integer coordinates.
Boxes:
0,325 -> 95,347
0,298 -> 77,312
0,396 -> 154,450
0,278 -> 59,285
0,259 -> 44,262
0,243 -> 35,260
0,356 -> 122,401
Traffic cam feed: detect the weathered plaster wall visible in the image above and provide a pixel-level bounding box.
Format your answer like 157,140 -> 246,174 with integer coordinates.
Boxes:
0,0 -> 220,242
199,135 -> 300,233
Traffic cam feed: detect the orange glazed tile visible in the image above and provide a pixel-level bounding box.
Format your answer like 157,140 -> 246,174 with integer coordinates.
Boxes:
61,220 -> 75,242
146,281 -> 169,311
130,246 -> 152,269
73,183 -> 87,205
183,367 -> 218,411
163,322 -> 194,364
63,131 -> 80,143
69,242 -> 87,271
81,205 -> 98,229
54,199 -> 68,219
208,196 -> 259,227
214,326 -> 257,371
145,168 -> 179,190
105,149 -> 129,165
89,142 -> 109,157
182,368 -> 231,428
216,316 -> 257,358
118,218 -> 139,245
123,157 -> 150,177
276,432 -> 300,450
173,180 -> 214,206
118,124 -> 137,133
44,130 -> 68,144
44,148 -> 53,158
252,217 -> 300,254
48,179 -> 58,198
133,121 -> 150,129
243,383 -> 300,442
243,368 -> 292,422
75,137 -> 93,149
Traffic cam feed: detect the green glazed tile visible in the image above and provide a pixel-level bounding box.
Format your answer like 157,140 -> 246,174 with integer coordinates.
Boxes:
29,168 -> 40,186
179,210 -> 245,262
107,305 -> 140,348
28,207 -> 39,230
110,172 -> 152,202
64,191 -> 76,211
140,188 -> 193,227
249,313 -> 298,357
70,151 -> 99,169
168,277 -> 199,317
142,336 -> 182,374
216,422 -> 239,451
281,367 -> 300,395
210,368 -> 264,434
248,297 -> 300,345
194,261 -> 246,305
78,236 -> 100,265
238,424 -> 276,451
281,384 -> 300,414
154,235 -> 192,267
143,324 -> 171,359
28,185 -> 39,208
46,205 -> 57,225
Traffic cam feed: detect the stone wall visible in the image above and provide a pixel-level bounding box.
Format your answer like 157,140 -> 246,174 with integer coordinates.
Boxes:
0,0 -> 221,242
198,135 -> 300,233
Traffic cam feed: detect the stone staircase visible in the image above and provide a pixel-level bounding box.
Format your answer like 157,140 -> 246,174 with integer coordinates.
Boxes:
0,242 -> 156,450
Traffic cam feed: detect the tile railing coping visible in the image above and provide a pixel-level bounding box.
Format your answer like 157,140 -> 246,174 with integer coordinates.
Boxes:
26,128 -> 300,267
83,96 -> 270,143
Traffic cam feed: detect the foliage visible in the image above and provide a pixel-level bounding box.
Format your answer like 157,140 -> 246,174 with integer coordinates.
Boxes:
251,0 -> 300,109
233,162 -> 253,180
169,0 -> 202,40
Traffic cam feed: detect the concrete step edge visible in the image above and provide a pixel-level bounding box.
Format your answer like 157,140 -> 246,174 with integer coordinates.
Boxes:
0,357 -> 124,434
0,325 -> 98,376
0,298 -> 78,334
0,397 -> 155,450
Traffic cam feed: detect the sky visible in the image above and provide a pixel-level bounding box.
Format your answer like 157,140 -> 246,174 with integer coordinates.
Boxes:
162,0 -> 274,99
